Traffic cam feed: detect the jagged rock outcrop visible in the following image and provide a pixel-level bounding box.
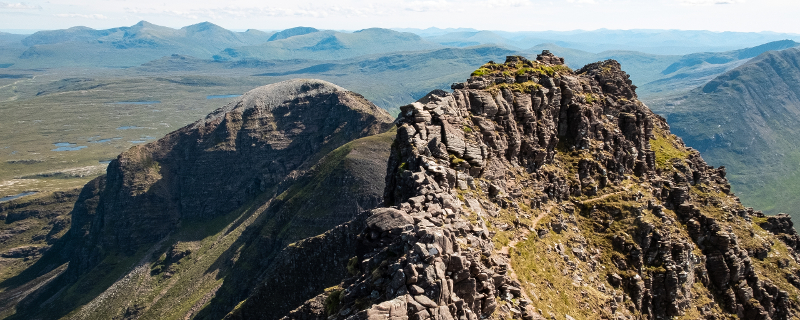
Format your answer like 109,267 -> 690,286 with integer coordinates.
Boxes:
278,53 -> 800,320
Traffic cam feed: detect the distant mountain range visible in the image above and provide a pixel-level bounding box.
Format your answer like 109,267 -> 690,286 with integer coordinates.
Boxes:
3,21 -> 800,219
0,22 -> 443,68
641,40 -> 800,96
649,47 -> 800,215
516,40 -> 800,97
2,22 -> 800,70
402,28 -> 800,55
9,21 -> 275,67
213,27 -> 442,61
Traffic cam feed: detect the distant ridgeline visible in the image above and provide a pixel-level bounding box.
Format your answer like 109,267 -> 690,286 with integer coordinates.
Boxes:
653,47 -> 800,217
5,51 -> 800,320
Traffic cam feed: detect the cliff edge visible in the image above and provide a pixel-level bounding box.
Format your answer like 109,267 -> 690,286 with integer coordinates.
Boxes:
250,52 -> 800,320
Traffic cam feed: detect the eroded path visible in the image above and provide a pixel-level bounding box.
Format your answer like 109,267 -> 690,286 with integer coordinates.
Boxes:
496,205 -> 554,304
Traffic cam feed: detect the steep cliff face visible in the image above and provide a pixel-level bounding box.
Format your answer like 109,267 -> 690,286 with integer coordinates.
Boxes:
3,80 -> 397,320
89,79 -> 393,252
0,190 -> 79,318
277,53 -> 800,320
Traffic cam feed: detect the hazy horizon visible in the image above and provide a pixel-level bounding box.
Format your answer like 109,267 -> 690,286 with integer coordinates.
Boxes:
1,0 -> 799,34
3,24 -> 800,36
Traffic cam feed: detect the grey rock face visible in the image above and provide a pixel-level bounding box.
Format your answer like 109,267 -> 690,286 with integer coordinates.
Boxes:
283,53 -> 665,320
248,54 -> 800,320
76,79 -> 393,253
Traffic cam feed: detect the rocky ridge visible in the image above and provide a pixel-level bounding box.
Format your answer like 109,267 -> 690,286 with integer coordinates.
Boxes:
7,53 -> 800,320
80,79 -> 393,253
268,52 -> 800,320
3,79 -> 396,320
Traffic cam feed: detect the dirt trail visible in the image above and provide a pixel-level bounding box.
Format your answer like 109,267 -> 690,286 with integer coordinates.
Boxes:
496,205 -> 554,304
497,191 -> 623,304
0,75 -> 36,102
580,191 -> 624,205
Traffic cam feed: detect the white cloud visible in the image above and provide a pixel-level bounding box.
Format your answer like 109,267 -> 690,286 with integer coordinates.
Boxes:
487,0 -> 532,6
677,0 -> 745,5
401,0 -> 451,12
0,2 -> 41,10
124,6 -> 370,19
54,13 -> 108,19
1,0 -> 799,33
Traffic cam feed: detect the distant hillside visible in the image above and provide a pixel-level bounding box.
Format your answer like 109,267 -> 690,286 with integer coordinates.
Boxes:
0,32 -> 26,66
247,45 -> 518,112
11,21 -> 275,68
268,26 -> 319,41
133,45 -> 517,113
0,32 -> 25,45
655,48 -> 800,216
214,28 -> 442,61
640,40 -> 800,96
423,31 -> 522,49
413,28 -> 800,55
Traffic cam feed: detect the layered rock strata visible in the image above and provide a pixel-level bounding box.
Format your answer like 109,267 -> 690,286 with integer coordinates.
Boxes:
278,53 -> 800,320
73,79 -> 393,254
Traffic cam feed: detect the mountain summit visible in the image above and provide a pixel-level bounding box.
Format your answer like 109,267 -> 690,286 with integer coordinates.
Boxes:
6,53 -> 800,320
232,52 -> 800,320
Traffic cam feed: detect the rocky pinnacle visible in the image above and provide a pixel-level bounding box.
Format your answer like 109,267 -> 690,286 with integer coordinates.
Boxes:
274,52 -> 800,320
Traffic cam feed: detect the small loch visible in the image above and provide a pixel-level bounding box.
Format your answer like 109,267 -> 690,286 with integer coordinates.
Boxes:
207,94 -> 241,99
113,101 -> 160,105
52,142 -> 87,151
0,191 -> 37,203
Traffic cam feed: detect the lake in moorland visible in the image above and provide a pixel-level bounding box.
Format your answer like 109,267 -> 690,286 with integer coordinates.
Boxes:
52,142 -> 87,151
0,191 -> 38,203
112,101 -> 161,105
206,95 -> 241,99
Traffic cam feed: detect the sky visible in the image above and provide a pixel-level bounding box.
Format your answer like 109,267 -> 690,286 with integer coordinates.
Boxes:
0,0 -> 799,33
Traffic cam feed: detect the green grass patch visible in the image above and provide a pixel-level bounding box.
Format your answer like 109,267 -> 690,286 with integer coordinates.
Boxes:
471,67 -> 492,77
585,93 -> 596,104
649,128 -> 690,170
324,286 -> 343,316
516,65 -> 573,77
347,256 -> 360,276
497,81 -> 542,94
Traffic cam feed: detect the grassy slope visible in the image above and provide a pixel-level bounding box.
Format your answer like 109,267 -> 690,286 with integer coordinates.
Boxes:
447,118 -> 800,319
0,190 -> 80,318
0,130 -> 394,320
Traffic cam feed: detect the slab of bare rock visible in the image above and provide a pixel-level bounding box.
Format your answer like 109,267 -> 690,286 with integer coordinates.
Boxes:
367,208 -> 415,234
367,297 -> 408,320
